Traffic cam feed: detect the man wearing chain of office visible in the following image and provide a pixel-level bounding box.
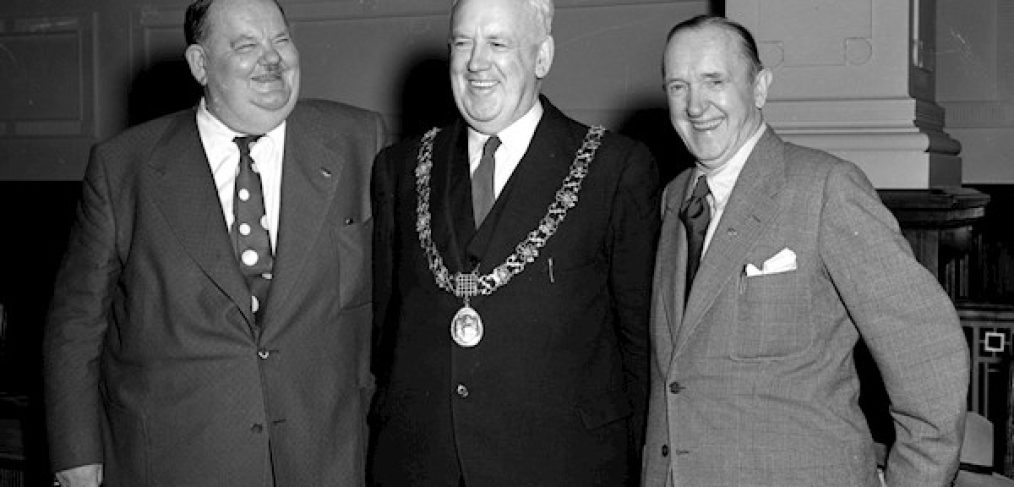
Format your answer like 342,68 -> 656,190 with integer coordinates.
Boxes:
369,0 -> 660,485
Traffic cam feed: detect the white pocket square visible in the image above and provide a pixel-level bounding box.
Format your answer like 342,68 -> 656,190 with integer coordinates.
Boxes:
745,248 -> 797,276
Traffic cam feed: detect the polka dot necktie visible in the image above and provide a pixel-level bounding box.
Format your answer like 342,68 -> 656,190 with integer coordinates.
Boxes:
679,175 -> 711,302
471,135 -> 500,228
232,135 -> 273,316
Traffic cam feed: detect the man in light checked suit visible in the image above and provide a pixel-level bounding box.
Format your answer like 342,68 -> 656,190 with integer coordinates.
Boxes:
642,15 -> 969,487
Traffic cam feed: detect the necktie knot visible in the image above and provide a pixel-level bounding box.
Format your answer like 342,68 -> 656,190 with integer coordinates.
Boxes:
682,176 -> 711,218
233,135 -> 262,159
689,174 -> 710,199
482,135 -> 501,158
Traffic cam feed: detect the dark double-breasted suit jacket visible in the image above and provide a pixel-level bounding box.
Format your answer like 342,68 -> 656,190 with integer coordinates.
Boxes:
642,128 -> 969,487
370,99 -> 660,486
44,99 -> 386,487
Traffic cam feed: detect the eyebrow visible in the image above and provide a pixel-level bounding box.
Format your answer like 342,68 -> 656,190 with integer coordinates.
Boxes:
230,34 -> 258,44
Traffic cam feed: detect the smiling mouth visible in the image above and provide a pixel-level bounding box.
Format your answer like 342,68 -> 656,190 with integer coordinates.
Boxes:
691,119 -> 722,131
468,79 -> 497,89
252,70 -> 283,83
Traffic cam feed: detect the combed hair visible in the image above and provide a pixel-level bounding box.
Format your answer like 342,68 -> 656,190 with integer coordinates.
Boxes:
451,0 -> 554,37
184,0 -> 288,46
666,14 -> 762,77
184,0 -> 214,45
525,0 -> 554,36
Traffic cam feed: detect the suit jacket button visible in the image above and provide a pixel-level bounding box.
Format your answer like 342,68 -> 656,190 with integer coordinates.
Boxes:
258,349 -> 270,360
669,382 -> 683,394
251,423 -> 263,434
456,384 -> 469,398
661,444 -> 669,457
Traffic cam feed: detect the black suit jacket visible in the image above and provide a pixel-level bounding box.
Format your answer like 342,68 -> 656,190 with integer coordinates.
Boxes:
371,99 -> 660,486
44,99 -> 386,487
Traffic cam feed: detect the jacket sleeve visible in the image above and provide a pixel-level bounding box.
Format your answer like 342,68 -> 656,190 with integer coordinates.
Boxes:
818,162 -> 968,487
43,144 -> 121,471
606,139 -> 661,477
370,143 -> 399,387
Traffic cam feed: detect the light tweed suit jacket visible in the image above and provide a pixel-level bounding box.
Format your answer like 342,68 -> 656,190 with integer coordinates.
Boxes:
642,127 -> 969,487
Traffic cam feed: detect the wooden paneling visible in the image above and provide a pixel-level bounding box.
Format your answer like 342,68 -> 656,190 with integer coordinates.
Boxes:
0,14 -> 96,138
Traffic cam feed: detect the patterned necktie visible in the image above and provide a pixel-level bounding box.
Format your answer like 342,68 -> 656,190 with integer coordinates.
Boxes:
232,135 -> 273,316
679,175 -> 711,301
471,135 -> 501,228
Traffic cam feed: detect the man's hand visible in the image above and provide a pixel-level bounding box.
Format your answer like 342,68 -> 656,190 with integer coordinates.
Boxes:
55,463 -> 103,487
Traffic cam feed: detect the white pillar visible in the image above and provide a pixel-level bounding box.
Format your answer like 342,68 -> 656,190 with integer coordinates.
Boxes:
728,0 -> 961,188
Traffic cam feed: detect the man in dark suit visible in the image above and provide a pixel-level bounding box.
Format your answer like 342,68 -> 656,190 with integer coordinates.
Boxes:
369,0 -> 659,485
642,15 -> 969,487
43,0 -> 385,485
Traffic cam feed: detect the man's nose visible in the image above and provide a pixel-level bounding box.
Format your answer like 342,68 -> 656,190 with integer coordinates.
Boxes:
468,43 -> 490,72
260,43 -> 281,65
686,86 -> 706,117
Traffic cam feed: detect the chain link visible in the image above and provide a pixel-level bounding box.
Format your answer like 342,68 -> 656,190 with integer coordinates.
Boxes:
414,125 -> 606,299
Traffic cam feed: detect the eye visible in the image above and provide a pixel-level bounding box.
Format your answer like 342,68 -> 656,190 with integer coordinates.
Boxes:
489,40 -> 509,50
274,36 -> 290,45
235,42 -> 256,53
706,78 -> 724,89
450,38 -> 472,50
666,82 -> 687,96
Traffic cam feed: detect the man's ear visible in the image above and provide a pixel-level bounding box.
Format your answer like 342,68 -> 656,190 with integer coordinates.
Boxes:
753,67 -> 773,109
185,44 -> 209,86
535,35 -> 554,79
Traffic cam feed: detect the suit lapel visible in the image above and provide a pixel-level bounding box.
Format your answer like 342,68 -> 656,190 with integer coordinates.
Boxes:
657,173 -> 692,347
675,129 -> 785,354
430,124 -> 473,274
263,105 -> 345,326
147,110 -> 254,326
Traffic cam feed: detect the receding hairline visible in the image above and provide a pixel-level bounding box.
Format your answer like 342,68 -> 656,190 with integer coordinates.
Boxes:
663,15 -> 762,78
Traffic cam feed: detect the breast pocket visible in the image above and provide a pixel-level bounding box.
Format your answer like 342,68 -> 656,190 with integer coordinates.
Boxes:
333,217 -> 372,309
730,270 -> 814,361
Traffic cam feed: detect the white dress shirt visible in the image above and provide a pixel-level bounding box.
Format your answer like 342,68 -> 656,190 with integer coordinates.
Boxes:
466,100 -> 544,198
196,99 -> 285,252
693,124 -> 767,255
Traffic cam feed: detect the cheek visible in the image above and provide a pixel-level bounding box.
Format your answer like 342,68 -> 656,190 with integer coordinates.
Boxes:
449,50 -> 471,71
283,45 -> 300,63
220,59 -> 253,82
668,103 -> 687,124
671,120 -> 693,143
505,57 -> 529,82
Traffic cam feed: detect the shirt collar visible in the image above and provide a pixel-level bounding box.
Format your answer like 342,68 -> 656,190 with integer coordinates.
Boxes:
196,97 -> 286,155
197,97 -> 285,144
466,99 -> 544,159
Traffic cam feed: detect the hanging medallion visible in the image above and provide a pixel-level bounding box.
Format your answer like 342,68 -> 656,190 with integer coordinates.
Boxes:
450,306 -> 484,347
